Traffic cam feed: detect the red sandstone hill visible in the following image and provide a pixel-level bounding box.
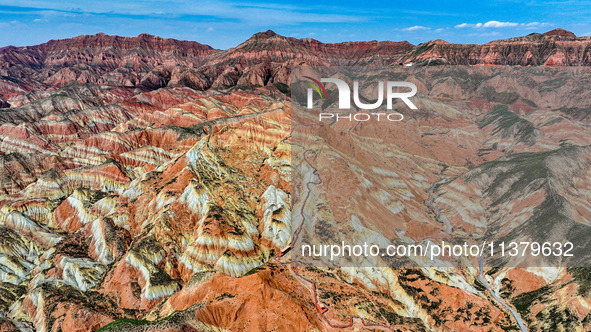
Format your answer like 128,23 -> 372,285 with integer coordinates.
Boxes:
1,29 -> 590,105
403,28 -> 591,66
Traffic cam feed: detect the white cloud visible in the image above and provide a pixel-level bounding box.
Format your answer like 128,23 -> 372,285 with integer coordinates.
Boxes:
483,21 -> 518,28
206,27 -> 214,32
456,20 -> 549,29
521,22 -> 553,29
455,22 -> 483,28
402,25 -> 429,31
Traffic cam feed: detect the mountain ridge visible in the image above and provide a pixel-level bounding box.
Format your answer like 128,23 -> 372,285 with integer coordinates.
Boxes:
1,28 -> 587,53
1,28 -> 591,106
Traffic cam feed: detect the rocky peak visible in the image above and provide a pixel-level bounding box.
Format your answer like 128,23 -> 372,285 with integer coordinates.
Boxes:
544,28 -> 577,39
429,39 -> 451,45
252,30 -> 278,39
40,33 -> 215,52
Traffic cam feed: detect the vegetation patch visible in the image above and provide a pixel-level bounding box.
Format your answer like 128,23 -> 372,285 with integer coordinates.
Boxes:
511,286 -> 551,321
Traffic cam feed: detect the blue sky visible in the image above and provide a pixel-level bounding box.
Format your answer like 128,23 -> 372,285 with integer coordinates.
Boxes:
1,1 -> 590,49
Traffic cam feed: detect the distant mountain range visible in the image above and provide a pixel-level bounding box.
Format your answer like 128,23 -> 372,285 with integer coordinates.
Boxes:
1,28 -> 590,107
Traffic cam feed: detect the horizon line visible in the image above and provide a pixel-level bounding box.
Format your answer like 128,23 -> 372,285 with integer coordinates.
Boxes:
0,28 -> 582,50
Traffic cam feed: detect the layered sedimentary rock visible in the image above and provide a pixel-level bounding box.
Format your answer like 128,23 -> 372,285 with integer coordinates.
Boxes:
2,29 -> 591,104
0,31 -> 590,332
